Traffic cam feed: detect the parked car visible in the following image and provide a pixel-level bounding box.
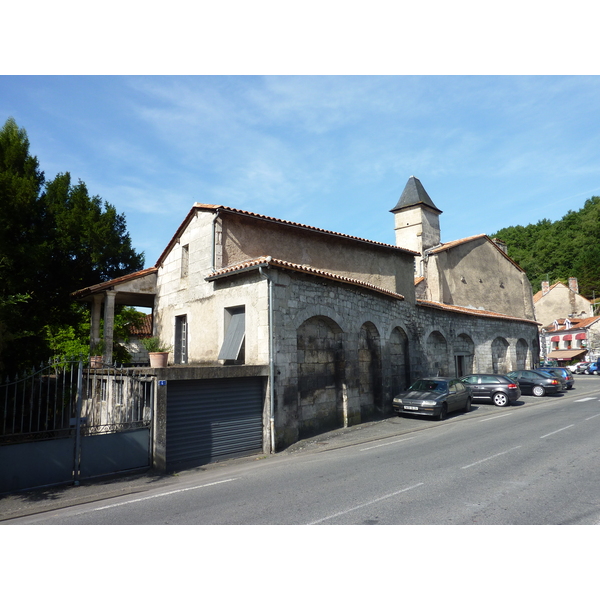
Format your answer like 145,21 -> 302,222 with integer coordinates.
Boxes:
534,368 -> 568,391
506,370 -> 561,396
460,374 -> 521,406
584,360 -> 600,375
539,367 -> 574,389
393,377 -> 471,420
569,362 -> 590,374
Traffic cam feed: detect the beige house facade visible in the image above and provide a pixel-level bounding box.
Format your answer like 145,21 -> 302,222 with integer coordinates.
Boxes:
74,177 -> 540,468
533,278 -> 593,327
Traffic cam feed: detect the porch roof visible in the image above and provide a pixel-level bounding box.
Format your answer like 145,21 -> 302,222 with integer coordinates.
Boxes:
71,267 -> 158,308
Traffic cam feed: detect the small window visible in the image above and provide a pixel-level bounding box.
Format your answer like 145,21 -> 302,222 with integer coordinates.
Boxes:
218,306 -> 245,363
181,244 -> 189,278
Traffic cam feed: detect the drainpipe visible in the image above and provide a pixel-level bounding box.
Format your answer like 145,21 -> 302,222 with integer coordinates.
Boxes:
259,259 -> 276,454
211,209 -> 220,272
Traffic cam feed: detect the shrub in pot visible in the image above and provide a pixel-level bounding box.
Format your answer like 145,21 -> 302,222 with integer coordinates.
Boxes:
142,337 -> 172,367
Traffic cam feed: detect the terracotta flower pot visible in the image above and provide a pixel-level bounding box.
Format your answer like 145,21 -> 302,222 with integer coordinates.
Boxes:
90,356 -> 103,369
149,351 -> 169,368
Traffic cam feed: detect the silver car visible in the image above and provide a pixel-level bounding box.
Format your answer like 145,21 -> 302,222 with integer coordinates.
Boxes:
393,377 -> 471,420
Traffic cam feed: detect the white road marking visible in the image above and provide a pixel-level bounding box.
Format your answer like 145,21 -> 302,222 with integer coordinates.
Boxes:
87,478 -> 238,513
308,482 -> 424,524
359,436 -> 416,451
479,413 -> 513,422
540,425 -> 574,439
461,446 -> 522,469
574,397 -> 597,402
585,413 -> 600,421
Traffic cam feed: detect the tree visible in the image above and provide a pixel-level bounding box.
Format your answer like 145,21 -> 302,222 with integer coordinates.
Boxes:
491,197 -> 600,299
0,117 -> 144,375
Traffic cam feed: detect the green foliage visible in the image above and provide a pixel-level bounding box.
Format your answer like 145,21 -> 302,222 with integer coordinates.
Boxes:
490,196 -> 600,299
142,337 -> 172,353
0,117 -> 145,375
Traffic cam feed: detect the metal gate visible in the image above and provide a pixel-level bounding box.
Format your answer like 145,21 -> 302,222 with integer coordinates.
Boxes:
0,360 -> 154,494
166,377 -> 265,471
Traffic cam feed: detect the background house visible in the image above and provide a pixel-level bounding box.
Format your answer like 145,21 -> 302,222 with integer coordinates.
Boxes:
541,315 -> 600,365
533,278 -> 593,326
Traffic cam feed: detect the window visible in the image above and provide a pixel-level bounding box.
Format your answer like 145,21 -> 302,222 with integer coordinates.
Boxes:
181,244 -> 189,279
218,306 -> 245,363
175,315 -> 188,364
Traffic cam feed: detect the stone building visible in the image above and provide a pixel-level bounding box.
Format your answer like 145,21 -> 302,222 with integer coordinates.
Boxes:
73,177 -> 540,469
533,278 -> 593,327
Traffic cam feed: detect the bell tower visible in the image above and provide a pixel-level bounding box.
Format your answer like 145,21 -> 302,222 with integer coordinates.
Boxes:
390,176 -> 442,255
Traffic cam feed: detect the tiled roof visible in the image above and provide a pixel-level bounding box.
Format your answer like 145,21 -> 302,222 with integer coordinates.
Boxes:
417,299 -> 540,325
156,203 -> 419,267
545,315 -> 600,332
206,256 -> 406,300
72,267 -> 158,298
127,313 -> 153,337
426,234 -> 526,273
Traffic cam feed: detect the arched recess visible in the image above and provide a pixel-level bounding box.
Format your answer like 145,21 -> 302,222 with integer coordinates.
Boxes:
389,326 -> 410,394
426,331 -> 450,376
454,333 -> 475,377
358,322 -> 383,411
532,337 -> 540,367
516,338 -> 528,370
297,316 -> 345,433
492,337 -> 510,373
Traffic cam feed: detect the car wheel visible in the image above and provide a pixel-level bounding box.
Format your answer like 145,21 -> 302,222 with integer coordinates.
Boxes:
464,397 -> 471,412
437,403 -> 448,421
493,392 -> 509,407
585,369 -> 590,375
532,385 -> 546,397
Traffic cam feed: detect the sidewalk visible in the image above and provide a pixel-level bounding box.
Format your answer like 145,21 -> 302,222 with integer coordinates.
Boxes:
0,405 -> 496,522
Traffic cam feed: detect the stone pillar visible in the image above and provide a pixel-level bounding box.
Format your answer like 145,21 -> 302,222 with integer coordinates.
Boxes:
90,295 -> 103,351
103,290 -> 117,364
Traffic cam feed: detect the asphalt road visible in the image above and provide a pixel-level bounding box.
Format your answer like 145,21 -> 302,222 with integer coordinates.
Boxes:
7,374 -> 600,525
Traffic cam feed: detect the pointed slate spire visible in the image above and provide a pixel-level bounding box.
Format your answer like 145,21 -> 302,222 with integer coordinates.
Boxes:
390,176 -> 442,214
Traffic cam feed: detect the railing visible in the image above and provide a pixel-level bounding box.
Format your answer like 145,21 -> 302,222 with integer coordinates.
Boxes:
1,359 -> 154,446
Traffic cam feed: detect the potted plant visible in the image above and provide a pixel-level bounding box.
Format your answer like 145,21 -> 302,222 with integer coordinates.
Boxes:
142,337 -> 172,368
89,340 -> 105,368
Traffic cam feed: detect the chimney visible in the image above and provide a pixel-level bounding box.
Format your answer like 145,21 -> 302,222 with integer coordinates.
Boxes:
569,277 -> 579,294
542,281 -> 550,296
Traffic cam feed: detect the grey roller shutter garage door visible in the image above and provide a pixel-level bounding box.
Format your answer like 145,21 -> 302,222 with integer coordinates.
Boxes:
166,377 -> 265,471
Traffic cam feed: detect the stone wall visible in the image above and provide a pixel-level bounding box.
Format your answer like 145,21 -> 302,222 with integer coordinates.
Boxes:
268,268 -> 539,449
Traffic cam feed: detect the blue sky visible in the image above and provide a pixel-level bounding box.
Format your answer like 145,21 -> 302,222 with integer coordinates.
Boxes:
2,75 -> 600,269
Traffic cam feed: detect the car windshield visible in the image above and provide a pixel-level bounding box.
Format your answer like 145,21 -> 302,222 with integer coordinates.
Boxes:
410,380 -> 448,393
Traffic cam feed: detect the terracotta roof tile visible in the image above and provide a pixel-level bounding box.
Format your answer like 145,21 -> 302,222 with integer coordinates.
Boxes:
206,256 -> 405,300
156,204 -> 419,267
417,299 -> 540,325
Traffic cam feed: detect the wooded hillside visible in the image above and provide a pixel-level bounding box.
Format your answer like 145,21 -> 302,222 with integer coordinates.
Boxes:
490,196 -> 600,300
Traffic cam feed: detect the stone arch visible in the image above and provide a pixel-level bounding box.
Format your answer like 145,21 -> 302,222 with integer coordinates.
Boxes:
389,326 -> 410,395
492,337 -> 510,373
358,321 -> 383,412
426,331 -> 450,376
454,332 -> 475,377
297,315 -> 345,437
516,338 -> 529,370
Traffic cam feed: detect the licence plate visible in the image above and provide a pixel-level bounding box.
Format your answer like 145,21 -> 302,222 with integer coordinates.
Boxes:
404,406 -> 419,411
